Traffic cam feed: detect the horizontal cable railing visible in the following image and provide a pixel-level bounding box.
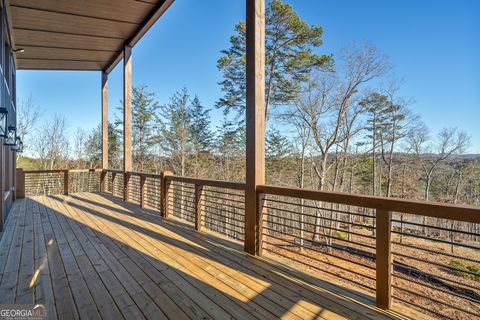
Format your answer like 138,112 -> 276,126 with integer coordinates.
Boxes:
21,169 -> 102,196
103,171 -> 247,241
17,168 -> 480,319
69,169 -> 101,193
257,184 -> 480,320
262,194 -> 377,294
165,175 -> 246,242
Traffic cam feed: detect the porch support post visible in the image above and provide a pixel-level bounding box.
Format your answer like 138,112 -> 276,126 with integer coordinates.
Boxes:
123,45 -> 132,201
101,71 -> 108,192
244,0 -> 265,255
101,71 -> 108,170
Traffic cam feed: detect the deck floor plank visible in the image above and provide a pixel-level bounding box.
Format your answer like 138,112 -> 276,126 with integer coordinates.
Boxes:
74,192 -> 270,319
15,198 -> 36,304
0,197 -> 23,288
69,193 -> 259,320
0,192 -> 412,320
49,195 -> 184,320
0,197 -> 27,303
44,196 -> 124,320
79,192 -> 316,320
32,197 -> 58,319
44,196 -> 146,320
37,196 -> 79,319
40,195 -> 102,320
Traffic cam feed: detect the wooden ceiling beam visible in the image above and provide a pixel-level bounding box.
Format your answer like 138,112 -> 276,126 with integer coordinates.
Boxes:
13,27 -> 126,40
9,0 -> 174,71
9,4 -> 141,25
15,44 -> 119,53
10,0 -> 155,24
13,28 -> 123,53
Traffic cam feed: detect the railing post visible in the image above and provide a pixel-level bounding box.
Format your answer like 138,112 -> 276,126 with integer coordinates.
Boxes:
194,184 -> 205,231
140,175 -> 146,208
111,172 -> 116,196
376,208 -> 392,309
64,170 -> 69,195
100,169 -> 107,192
256,191 -> 267,255
124,172 -> 130,202
15,168 -> 25,199
161,171 -> 172,218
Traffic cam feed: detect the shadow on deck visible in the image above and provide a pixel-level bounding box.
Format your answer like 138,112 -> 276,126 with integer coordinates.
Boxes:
0,192 -> 409,320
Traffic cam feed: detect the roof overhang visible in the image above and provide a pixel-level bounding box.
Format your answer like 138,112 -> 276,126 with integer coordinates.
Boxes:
7,0 -> 174,73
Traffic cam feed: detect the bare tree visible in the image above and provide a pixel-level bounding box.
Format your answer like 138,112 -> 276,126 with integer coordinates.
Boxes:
409,126 -> 470,235
16,96 -> 41,155
289,113 -> 311,250
72,127 -> 87,169
409,126 -> 470,201
292,44 -> 391,241
33,115 -> 70,170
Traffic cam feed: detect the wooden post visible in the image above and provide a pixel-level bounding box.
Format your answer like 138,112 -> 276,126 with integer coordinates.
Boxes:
100,169 -> 107,192
64,170 -> 69,195
245,0 -> 265,255
376,209 -> 392,309
195,184 -> 205,231
15,168 -> 25,199
161,171 -> 172,218
101,71 -> 108,170
140,175 -> 146,208
256,192 -> 267,255
124,172 -> 130,202
123,45 -> 133,174
111,172 -> 116,196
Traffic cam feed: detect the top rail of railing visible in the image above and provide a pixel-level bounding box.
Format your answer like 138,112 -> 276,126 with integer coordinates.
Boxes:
19,168 -> 479,223
258,184 -> 480,224
167,175 -> 246,190
22,168 -> 102,174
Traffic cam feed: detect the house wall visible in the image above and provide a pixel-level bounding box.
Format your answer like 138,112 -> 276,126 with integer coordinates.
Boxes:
0,2 -> 17,231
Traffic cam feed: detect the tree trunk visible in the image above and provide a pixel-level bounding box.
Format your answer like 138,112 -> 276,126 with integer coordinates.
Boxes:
313,155 -> 328,242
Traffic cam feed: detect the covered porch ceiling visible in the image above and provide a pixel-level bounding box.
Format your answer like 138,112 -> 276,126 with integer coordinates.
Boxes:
8,0 -> 173,73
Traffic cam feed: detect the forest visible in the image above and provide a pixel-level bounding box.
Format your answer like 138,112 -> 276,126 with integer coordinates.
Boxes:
17,17 -> 479,207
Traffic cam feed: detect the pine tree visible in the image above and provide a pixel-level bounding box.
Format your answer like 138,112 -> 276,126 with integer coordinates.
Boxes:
189,96 -> 212,176
86,122 -> 121,168
158,88 -> 192,176
217,0 -> 332,120
266,128 -> 291,159
266,127 -> 292,184
362,92 -> 389,196
214,118 -> 245,181
132,84 -> 158,171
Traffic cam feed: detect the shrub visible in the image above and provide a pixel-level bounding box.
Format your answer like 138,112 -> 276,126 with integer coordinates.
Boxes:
449,259 -> 480,281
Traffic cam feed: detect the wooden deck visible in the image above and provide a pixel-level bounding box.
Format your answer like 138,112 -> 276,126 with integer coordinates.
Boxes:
0,192 -> 408,320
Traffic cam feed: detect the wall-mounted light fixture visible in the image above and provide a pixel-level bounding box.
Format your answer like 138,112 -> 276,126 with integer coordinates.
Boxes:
13,48 -> 25,53
12,136 -> 23,153
4,125 -> 16,146
0,107 -> 7,137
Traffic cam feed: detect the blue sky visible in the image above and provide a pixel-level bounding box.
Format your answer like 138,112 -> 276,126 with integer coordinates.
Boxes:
17,0 -> 480,153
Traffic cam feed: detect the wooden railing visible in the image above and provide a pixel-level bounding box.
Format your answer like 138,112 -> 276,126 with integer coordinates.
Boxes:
17,168 -> 102,197
101,170 -> 246,238
257,185 -> 480,319
16,168 -> 480,319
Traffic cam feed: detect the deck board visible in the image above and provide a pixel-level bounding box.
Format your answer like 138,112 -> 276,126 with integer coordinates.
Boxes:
0,192 -> 410,320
